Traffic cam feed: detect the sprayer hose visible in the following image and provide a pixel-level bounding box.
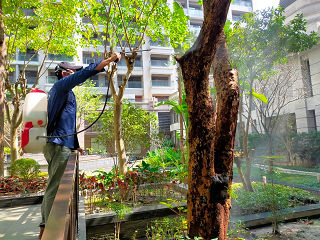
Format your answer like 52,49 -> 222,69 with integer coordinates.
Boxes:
37,79 -> 110,139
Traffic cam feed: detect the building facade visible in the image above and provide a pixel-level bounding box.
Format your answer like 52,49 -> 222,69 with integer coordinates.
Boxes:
9,0 -> 254,151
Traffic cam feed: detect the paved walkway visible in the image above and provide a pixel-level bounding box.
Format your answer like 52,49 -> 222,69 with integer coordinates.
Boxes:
254,163 -> 320,178
0,204 -> 41,239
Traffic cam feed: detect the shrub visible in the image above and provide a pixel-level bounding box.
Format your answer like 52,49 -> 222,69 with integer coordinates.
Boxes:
290,131 -> 320,166
232,182 -> 319,215
10,158 -> 40,180
144,148 -> 182,168
0,176 -> 47,195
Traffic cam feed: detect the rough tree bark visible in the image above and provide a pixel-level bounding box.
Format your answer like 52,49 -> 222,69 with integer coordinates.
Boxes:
213,33 -> 239,240
0,0 -> 6,176
177,0 -> 239,238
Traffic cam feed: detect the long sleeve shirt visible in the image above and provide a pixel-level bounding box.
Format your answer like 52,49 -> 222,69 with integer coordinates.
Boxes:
47,62 -> 103,149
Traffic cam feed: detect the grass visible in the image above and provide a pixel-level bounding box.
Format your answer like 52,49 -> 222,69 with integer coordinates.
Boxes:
233,165 -> 320,188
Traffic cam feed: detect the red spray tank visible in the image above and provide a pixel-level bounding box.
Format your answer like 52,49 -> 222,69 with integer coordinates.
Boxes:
21,88 -> 48,153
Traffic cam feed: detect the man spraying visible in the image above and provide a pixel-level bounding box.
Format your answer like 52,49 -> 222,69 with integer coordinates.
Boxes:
39,52 -> 121,239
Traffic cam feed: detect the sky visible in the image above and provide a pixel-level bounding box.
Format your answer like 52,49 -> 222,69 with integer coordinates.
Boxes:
252,0 -> 280,11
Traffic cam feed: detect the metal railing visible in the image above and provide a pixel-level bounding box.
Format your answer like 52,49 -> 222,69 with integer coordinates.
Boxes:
42,152 -> 79,240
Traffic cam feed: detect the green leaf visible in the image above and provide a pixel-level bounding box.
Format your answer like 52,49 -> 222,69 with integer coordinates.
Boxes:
250,89 -> 268,104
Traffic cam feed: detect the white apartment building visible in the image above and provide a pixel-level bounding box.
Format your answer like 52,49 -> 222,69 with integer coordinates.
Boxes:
8,0 -> 253,151
278,0 -> 320,133
246,0 -> 320,135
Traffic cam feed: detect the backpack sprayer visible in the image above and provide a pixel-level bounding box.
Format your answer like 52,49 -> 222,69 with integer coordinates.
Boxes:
21,49 -> 151,153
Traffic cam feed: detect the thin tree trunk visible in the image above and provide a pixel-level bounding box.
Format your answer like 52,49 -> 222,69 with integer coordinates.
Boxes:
177,1 -> 232,238
243,78 -> 254,192
177,67 -> 185,164
10,124 -> 19,163
234,157 -> 248,190
114,98 -> 127,175
0,0 -> 6,176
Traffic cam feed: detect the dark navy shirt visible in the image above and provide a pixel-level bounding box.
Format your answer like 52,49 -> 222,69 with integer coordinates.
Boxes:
47,62 -> 103,149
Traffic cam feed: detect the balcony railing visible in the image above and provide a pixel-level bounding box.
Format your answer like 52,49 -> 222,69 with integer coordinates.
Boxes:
151,59 -> 169,67
189,8 -> 203,17
152,80 -> 170,87
42,153 -> 79,240
83,57 -> 103,65
117,58 -> 142,67
48,54 -> 73,62
233,0 -> 252,8
18,53 -> 38,62
26,77 -> 37,85
118,80 -> 142,88
232,15 -> 242,22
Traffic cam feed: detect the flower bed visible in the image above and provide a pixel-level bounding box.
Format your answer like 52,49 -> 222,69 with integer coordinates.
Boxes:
0,176 -> 47,196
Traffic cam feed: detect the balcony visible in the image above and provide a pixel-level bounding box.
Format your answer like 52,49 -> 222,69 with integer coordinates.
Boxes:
232,0 -> 252,8
127,81 -> 142,88
26,77 -> 37,85
117,57 -> 142,67
189,8 -> 203,18
18,53 -> 38,62
47,54 -> 73,62
151,58 -> 169,67
83,57 -> 103,65
152,79 -> 170,87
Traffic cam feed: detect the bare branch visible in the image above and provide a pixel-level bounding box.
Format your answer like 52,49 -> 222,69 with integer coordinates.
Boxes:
115,0 -> 132,51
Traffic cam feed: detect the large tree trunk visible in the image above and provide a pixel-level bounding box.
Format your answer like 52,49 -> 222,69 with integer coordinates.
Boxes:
212,33 -> 239,239
0,0 -> 6,176
177,1 -> 234,238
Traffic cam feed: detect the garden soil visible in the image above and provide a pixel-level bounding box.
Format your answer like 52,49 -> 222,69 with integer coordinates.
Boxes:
249,218 -> 320,240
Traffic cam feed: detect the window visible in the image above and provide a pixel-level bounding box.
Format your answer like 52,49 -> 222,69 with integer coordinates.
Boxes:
158,112 -> 171,133
18,49 -> 38,62
151,56 -> 169,67
25,70 -> 37,85
48,54 -> 73,62
232,0 -> 252,8
300,57 -> 313,97
307,110 -> 317,132
189,5 -> 203,17
117,75 -> 142,88
8,72 -> 15,83
232,11 -> 246,22
117,56 -> 142,67
135,96 -> 143,102
47,70 -> 57,84
155,96 -> 169,102
152,75 -> 170,87
83,52 -> 103,64
89,75 -> 99,87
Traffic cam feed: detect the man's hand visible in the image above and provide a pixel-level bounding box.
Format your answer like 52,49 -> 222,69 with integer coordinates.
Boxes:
77,148 -> 85,155
94,52 -> 121,71
110,52 -> 121,63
